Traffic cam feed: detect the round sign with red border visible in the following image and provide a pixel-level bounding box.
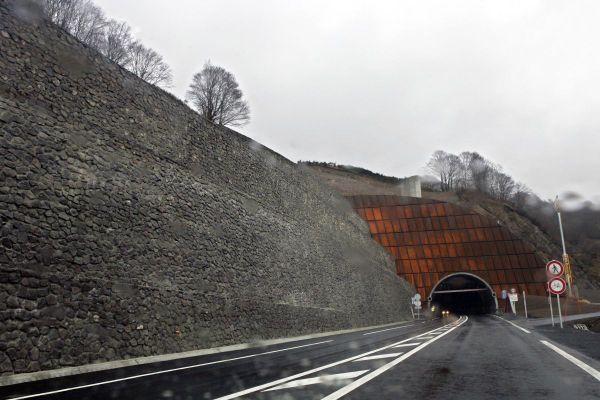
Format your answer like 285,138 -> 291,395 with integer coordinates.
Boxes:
548,277 -> 566,295
546,260 -> 564,277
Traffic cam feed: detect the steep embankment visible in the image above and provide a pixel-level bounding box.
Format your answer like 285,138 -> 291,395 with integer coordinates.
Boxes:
0,2 -> 413,375
301,163 -> 421,197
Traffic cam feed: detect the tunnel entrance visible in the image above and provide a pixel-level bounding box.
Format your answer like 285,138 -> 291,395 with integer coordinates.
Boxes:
428,273 -> 497,315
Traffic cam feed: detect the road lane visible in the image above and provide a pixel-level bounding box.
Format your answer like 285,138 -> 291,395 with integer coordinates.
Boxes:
342,315 -> 600,399
6,315 -> 598,400
1,319 -> 445,400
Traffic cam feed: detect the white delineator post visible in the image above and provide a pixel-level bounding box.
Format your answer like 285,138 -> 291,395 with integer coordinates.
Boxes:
548,292 -> 555,327
523,290 -> 528,319
557,294 -> 563,329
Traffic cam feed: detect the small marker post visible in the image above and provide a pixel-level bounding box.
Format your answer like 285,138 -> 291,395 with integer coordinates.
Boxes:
548,292 -> 555,327
557,294 -> 563,329
523,290 -> 528,319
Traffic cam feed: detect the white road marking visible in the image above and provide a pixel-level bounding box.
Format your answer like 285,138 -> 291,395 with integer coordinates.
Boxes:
353,353 -> 403,361
263,370 -> 369,391
7,340 -> 334,400
494,315 -> 531,333
362,324 -> 414,335
418,336 -> 436,339
215,320 -> 461,399
392,343 -> 421,348
540,340 -> 600,382
321,317 -> 469,400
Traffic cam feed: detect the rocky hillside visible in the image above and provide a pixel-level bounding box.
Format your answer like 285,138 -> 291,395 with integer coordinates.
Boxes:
306,163 -> 600,300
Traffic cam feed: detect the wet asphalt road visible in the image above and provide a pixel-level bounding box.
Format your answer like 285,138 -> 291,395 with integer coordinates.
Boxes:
2,315 -> 600,399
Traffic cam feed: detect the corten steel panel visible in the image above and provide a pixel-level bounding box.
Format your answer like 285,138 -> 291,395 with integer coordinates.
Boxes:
348,195 -> 548,300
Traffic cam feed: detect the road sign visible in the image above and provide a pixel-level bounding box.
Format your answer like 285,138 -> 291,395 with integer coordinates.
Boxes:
411,294 -> 421,309
501,289 -> 507,300
510,287 -> 517,294
508,293 -> 518,302
546,260 -> 564,277
548,277 -> 566,295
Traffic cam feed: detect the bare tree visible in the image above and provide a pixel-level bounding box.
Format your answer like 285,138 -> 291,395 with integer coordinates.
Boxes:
489,169 -> 516,200
38,0 -> 80,29
464,152 -> 491,193
98,19 -> 132,65
512,183 -> 532,209
186,61 -> 250,127
38,0 -> 173,87
126,41 -> 173,87
68,0 -> 106,48
426,150 -> 461,191
38,0 -> 107,48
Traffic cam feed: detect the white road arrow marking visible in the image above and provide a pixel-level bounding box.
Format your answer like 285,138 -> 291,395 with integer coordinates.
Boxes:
263,370 -> 370,391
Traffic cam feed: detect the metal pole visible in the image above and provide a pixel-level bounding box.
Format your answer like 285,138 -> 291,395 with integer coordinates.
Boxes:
557,211 -> 573,297
523,290 -> 528,319
548,292 -> 555,327
557,294 -> 563,329
409,302 -> 414,319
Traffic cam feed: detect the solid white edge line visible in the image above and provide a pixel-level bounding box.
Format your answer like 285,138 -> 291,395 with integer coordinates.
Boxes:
7,340 -> 334,400
321,316 -> 469,400
362,324 -> 414,335
216,319 -> 462,399
493,315 -> 531,333
540,340 -> 600,381
1,319 -> 416,387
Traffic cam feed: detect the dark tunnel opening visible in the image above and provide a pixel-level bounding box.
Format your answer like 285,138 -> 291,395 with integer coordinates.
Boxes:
429,273 -> 497,315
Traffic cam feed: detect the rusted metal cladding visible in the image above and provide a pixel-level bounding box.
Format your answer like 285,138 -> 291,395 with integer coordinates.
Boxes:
346,195 -> 548,300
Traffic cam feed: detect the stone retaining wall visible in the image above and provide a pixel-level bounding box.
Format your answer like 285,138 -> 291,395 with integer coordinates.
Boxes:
0,1 -> 412,375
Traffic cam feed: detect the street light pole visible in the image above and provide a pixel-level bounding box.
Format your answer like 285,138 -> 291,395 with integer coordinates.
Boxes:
555,196 -> 573,297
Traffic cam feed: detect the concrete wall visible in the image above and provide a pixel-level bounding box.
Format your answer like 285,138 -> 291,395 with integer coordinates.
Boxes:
0,1 -> 413,375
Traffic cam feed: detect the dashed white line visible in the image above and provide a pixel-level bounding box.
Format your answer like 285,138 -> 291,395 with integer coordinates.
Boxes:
321,317 -> 469,400
494,315 -> 531,333
7,340 -> 334,400
362,324 -> 414,335
540,340 -> 600,382
353,353 -> 403,361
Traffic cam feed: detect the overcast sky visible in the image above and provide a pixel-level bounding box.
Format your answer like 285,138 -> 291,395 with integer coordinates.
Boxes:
96,0 -> 599,203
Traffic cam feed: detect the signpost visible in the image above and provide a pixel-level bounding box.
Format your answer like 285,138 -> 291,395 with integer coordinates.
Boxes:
411,294 -> 422,320
554,196 -> 574,296
508,288 -> 518,315
546,260 -> 566,329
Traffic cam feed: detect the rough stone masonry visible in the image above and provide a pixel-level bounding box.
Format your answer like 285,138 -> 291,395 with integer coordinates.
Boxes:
0,1 -> 413,375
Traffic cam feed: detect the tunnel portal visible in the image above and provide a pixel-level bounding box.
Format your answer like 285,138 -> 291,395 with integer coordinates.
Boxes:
345,195 -> 548,302
429,273 -> 497,315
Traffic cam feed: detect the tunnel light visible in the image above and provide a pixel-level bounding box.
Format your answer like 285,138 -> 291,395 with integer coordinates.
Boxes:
431,306 -> 436,312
